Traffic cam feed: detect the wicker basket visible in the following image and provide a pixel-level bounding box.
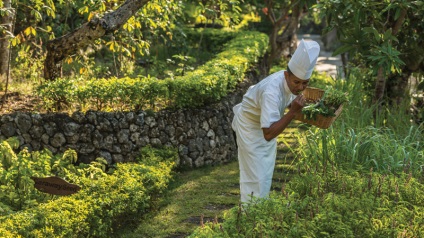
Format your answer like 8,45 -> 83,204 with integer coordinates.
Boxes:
294,87 -> 344,129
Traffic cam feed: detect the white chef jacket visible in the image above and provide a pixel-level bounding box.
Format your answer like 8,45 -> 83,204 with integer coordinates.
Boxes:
232,70 -> 296,203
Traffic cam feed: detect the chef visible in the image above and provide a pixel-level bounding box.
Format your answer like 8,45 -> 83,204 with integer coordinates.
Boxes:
232,39 -> 320,203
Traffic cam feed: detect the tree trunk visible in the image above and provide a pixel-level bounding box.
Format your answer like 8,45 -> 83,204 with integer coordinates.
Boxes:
0,0 -> 15,81
267,5 -> 301,68
341,52 -> 348,78
44,0 -> 150,81
265,5 -> 301,72
386,70 -> 412,106
373,67 -> 386,105
372,8 -> 408,106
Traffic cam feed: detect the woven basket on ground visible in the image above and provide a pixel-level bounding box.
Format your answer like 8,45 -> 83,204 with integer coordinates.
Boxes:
294,87 -> 344,129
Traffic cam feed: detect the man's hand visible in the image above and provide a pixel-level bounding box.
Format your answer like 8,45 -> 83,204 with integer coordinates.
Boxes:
289,95 -> 306,114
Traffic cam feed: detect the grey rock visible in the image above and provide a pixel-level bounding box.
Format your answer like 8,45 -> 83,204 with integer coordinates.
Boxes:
126,112 -> 136,122
99,151 -> 113,164
51,133 -> 66,148
63,122 -> 80,136
112,154 -> 124,163
207,129 -> 215,138
41,133 -> 50,144
202,120 -> 209,131
43,122 -> 57,136
145,116 -> 156,127
15,113 -> 32,133
135,113 -> 145,126
129,124 -> 139,132
1,122 -> 16,137
150,138 -> 162,147
80,143 -> 95,154
31,114 -> 43,125
117,129 -> 130,143
29,125 -> 45,139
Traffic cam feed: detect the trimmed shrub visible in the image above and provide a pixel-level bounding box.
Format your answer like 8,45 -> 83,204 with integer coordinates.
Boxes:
36,31 -> 268,111
0,145 -> 177,237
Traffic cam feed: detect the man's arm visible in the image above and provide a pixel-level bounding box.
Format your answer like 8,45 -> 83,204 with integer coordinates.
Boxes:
262,95 -> 305,141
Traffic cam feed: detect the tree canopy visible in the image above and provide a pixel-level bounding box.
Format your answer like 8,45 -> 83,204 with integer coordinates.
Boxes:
0,0 -> 423,107
316,0 -> 424,103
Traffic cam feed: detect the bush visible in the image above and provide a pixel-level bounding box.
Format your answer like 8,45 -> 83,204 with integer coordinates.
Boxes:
189,169 -> 424,237
296,70 -> 424,176
36,31 -> 268,111
0,144 -> 177,237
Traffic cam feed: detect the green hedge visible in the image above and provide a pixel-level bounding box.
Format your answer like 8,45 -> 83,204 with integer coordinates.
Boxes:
0,146 -> 177,237
36,31 -> 268,111
182,27 -> 238,53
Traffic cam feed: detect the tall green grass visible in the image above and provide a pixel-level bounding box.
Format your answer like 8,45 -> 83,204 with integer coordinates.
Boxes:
297,69 -> 424,176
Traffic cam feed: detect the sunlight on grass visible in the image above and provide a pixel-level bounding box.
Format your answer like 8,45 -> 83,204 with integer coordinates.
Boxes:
119,161 -> 241,238
2,81 -> 35,95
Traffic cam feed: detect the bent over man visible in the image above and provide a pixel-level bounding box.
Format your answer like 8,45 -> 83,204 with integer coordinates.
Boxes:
232,39 -> 320,203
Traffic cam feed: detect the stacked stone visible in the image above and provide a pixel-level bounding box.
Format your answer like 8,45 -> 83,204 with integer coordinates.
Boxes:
0,104 -> 236,168
0,71 -> 258,168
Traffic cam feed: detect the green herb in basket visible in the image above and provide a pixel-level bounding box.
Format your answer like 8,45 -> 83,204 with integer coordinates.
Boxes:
301,86 -> 349,120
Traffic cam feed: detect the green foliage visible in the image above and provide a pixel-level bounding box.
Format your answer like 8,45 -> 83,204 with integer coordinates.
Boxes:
137,145 -> 179,166
36,31 -> 268,111
167,54 -> 195,77
316,0 -> 424,82
190,168 -> 424,237
1,139 -> 58,214
186,0 -> 244,27
269,56 -> 289,75
0,138 -> 112,216
308,70 -> 339,89
323,86 -> 349,106
299,125 -> 424,176
297,70 -> 424,176
301,86 -> 349,120
0,143 -> 177,237
35,78 -> 79,111
12,45 -> 45,84
166,30 -> 267,108
190,67 -> 423,237
182,27 -> 237,54
2,0 -> 185,82
411,74 -> 424,124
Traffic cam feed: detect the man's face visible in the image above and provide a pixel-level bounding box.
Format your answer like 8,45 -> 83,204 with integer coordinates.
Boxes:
285,71 -> 309,95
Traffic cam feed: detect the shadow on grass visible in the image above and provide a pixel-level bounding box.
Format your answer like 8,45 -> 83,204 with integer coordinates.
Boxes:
114,160 -> 241,238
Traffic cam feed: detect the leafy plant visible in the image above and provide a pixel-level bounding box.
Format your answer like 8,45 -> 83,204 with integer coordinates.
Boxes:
0,144 -> 177,237
167,54 -> 195,76
297,70 -> 424,176
316,0 -> 424,105
0,137 -> 113,216
301,86 -> 349,120
189,168 -> 424,237
36,31 -> 268,111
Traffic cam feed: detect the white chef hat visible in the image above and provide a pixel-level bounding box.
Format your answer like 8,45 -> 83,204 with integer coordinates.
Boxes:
288,39 -> 320,80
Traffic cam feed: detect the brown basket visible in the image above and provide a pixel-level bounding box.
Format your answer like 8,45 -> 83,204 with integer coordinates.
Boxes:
294,87 -> 344,129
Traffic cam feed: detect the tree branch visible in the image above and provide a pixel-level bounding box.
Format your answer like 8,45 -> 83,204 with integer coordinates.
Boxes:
265,0 -> 276,24
43,0 -> 150,81
392,8 -> 407,35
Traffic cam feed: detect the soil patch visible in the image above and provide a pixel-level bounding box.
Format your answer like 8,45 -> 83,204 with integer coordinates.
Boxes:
184,215 -> 224,225
0,92 -> 43,114
204,203 -> 235,211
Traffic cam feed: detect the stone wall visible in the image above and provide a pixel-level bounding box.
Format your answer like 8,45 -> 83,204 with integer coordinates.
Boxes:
0,72 -> 259,168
